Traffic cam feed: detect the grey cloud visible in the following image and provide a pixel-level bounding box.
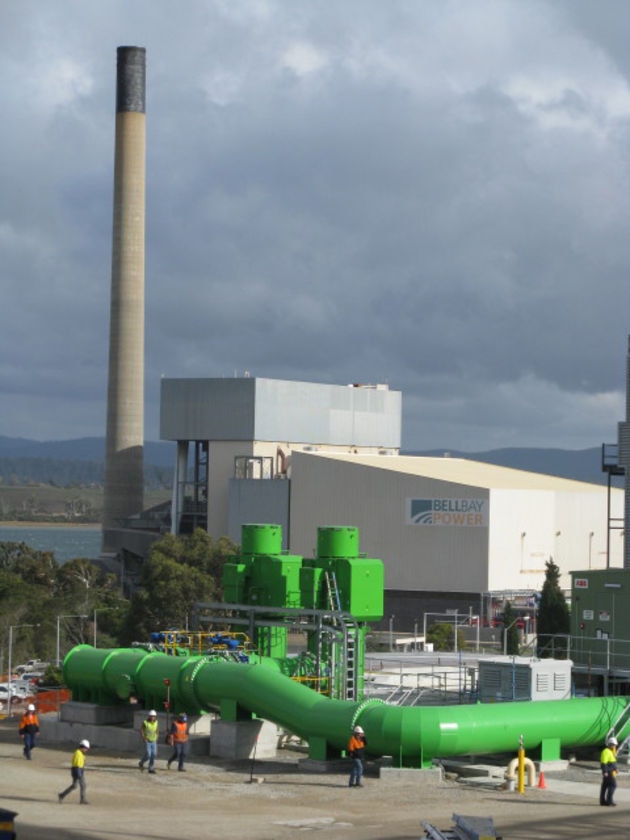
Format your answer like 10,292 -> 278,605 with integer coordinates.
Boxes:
1,0 -> 630,450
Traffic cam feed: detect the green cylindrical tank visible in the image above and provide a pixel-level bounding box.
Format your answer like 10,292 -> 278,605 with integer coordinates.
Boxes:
241,523 -> 282,556
63,645 -> 148,703
317,526 -> 359,558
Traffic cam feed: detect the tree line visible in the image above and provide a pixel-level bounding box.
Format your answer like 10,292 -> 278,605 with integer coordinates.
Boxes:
0,529 -> 238,679
0,456 -> 172,489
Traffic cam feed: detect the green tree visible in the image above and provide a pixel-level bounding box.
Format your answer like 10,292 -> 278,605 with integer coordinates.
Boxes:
0,543 -> 62,664
426,622 -> 467,652
502,600 -> 520,656
0,541 -> 130,665
537,557 -> 570,657
148,529 -> 238,597
119,528 -> 238,643
56,558 -> 102,607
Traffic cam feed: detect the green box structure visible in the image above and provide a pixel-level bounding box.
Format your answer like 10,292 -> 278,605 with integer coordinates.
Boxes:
570,568 -> 630,672
220,523 -> 384,697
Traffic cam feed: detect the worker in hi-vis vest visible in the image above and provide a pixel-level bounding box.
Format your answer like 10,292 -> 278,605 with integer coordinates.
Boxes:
167,712 -> 188,772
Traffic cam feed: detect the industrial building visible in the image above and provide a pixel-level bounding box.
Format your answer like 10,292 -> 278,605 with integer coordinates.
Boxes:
98,49 -> 625,635
107,376 -> 623,632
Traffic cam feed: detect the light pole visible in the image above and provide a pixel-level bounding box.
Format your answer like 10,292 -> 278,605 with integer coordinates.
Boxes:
8,623 -> 37,718
56,614 -> 87,667
389,615 -> 395,651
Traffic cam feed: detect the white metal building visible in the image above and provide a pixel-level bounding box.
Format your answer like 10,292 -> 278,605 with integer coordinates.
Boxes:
288,450 -> 622,595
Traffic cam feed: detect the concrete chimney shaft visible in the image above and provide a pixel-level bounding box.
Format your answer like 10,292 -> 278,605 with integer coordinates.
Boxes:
102,47 -> 146,552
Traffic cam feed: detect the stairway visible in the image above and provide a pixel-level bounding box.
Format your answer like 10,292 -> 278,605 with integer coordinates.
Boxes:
607,701 -> 630,757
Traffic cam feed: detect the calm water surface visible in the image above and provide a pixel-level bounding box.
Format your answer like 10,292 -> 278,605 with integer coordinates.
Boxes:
0,525 -> 101,564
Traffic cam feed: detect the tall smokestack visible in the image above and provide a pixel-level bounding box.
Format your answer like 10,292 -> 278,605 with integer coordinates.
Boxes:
102,46 -> 146,552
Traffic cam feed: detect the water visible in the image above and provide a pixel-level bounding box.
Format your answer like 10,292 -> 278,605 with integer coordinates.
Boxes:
0,525 -> 101,564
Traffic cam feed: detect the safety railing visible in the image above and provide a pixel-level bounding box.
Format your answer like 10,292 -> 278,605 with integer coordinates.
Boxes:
538,633 -> 630,672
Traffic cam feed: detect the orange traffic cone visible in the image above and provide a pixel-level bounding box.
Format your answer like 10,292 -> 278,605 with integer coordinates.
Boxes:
538,771 -> 546,789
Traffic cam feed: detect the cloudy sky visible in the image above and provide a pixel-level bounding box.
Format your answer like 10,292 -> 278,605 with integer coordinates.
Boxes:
2,1 -> 630,452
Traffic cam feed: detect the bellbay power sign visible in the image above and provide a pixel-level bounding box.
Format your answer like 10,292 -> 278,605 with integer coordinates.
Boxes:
407,498 -> 488,527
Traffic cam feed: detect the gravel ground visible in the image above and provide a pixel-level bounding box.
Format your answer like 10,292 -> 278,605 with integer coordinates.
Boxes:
0,717 -> 628,839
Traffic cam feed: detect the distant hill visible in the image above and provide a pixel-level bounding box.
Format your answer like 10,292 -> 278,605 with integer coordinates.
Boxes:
0,436 -> 173,466
0,437 -> 174,489
0,437 -> 621,489
403,446 -> 621,487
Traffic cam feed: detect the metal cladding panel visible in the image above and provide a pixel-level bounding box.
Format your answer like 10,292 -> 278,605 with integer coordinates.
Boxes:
227,479 -> 290,548
254,379 -> 401,447
160,377 -> 401,446
160,378 -> 256,440
618,421 -> 630,464
289,452 -> 490,593
490,485 -> 623,592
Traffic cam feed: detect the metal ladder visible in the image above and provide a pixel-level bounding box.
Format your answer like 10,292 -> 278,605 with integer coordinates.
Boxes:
324,570 -> 342,612
341,614 -> 358,701
323,571 -> 359,701
607,701 -> 630,757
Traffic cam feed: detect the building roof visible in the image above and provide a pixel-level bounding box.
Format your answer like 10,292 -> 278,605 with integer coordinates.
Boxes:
304,451 -> 611,492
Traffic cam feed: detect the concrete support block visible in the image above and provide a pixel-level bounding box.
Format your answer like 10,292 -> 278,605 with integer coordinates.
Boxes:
40,706 -> 212,756
60,701 -> 134,726
210,719 -> 278,760
40,718 -> 139,752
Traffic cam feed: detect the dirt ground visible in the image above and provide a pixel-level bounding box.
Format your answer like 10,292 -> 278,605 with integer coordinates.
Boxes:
1,717 -> 628,840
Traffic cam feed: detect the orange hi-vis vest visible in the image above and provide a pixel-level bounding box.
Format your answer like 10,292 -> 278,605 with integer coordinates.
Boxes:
19,711 -> 40,733
172,720 -> 188,743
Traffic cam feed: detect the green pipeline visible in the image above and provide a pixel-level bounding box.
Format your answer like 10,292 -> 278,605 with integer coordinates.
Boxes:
64,645 -> 629,766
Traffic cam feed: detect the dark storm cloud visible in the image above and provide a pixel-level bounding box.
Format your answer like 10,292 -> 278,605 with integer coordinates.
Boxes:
1,1 -> 629,449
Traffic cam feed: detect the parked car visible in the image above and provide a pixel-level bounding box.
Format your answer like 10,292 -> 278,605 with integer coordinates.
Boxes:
12,678 -> 37,697
0,683 -> 22,700
15,659 -> 49,676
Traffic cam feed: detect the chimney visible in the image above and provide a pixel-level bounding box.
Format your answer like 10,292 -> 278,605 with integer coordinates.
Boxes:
102,46 -> 146,552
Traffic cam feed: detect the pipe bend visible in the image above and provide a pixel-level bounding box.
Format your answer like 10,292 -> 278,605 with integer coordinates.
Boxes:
505,756 -> 536,786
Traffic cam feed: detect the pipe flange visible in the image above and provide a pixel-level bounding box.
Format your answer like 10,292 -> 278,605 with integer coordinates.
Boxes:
351,697 -> 385,730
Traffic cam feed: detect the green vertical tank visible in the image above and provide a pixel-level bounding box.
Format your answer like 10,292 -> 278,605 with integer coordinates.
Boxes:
241,523 -> 282,556
223,523 -> 302,657
317,526 -> 359,559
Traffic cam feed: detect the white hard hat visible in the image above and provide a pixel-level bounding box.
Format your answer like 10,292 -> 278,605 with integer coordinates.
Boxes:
353,725 -> 364,734
80,739 -> 90,749
27,704 -> 35,711
608,736 -> 618,746
148,709 -> 157,716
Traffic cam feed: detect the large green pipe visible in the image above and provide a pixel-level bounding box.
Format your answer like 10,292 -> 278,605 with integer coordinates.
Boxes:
64,646 -> 630,766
